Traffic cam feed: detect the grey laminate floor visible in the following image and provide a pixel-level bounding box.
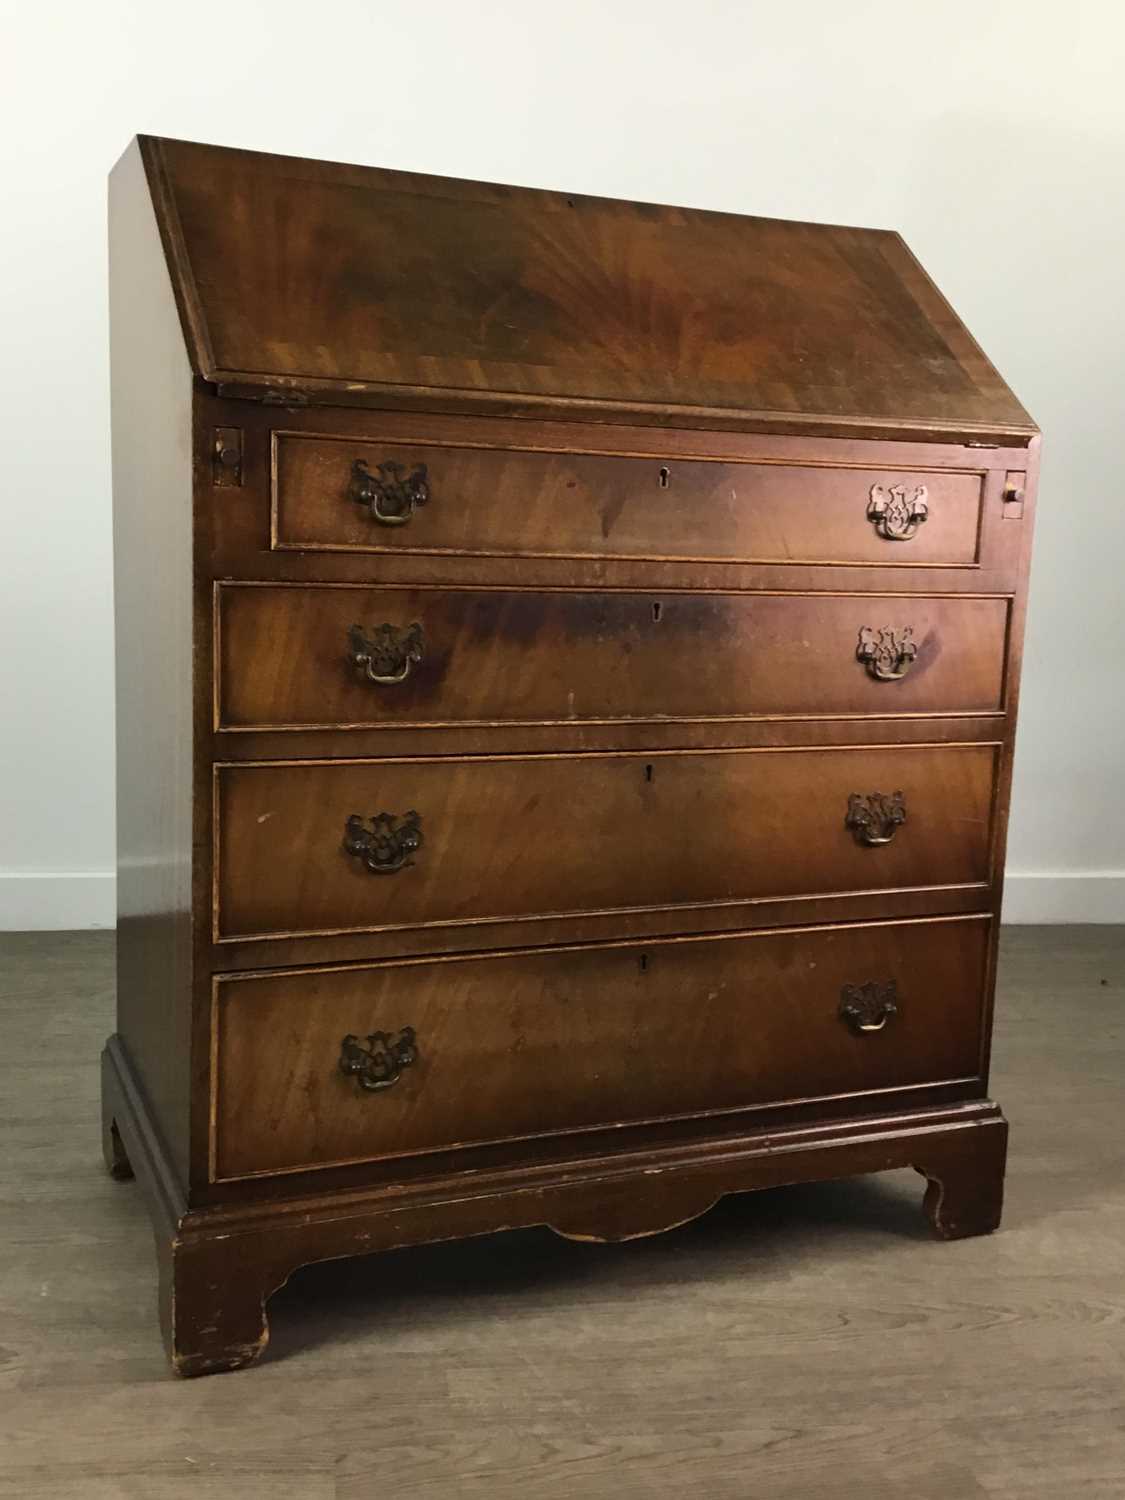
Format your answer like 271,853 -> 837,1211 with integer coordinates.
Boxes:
1,927 -> 1123,1498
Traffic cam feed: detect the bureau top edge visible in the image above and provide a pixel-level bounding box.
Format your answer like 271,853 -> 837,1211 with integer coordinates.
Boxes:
205,375 -> 1040,450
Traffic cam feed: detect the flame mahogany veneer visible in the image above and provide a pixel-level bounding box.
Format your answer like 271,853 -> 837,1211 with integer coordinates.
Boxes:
106,135 -> 1038,1375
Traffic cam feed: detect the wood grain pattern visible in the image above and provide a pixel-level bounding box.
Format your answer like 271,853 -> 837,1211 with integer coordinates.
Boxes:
217,584 -> 1009,730
274,431 -> 986,565
215,745 -> 997,942
143,136 -> 1035,441
212,916 -> 990,1180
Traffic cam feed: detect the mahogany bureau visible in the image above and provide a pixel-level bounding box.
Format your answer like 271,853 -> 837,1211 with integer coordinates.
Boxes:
104,135 -> 1039,1376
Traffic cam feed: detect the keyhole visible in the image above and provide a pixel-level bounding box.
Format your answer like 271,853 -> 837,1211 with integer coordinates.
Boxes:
658,466 -> 670,489
644,763 -> 654,783
652,601 -> 662,623
639,952 -> 649,974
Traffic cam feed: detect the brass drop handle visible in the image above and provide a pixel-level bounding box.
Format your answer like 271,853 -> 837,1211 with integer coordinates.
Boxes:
867,483 -> 928,540
846,791 -> 906,846
347,622 -> 424,684
349,458 -> 430,527
340,1028 -> 417,1092
343,811 -> 423,874
839,980 -> 899,1034
857,625 -> 917,682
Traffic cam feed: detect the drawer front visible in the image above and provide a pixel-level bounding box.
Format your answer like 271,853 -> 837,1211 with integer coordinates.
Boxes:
215,744 -> 996,941
212,916 -> 991,1179
273,434 -> 984,566
217,586 -> 1009,730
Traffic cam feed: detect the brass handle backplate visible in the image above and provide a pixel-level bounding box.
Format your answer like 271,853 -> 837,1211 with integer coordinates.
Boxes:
867,483 -> 928,540
846,791 -> 906,846
857,625 -> 917,681
343,811 -> 423,874
339,1027 -> 417,1092
839,980 -> 899,1034
350,458 -> 430,527
347,622 -> 424,684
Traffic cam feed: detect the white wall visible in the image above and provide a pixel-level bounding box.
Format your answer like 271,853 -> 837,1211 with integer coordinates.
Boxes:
1,0 -> 1123,928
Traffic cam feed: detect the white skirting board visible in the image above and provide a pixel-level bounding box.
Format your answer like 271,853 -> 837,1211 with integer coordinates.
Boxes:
1000,873 -> 1125,925
2,869 -> 1124,931
0,872 -> 117,930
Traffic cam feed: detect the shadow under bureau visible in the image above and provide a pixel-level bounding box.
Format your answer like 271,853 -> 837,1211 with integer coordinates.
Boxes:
104,134 -> 1039,1375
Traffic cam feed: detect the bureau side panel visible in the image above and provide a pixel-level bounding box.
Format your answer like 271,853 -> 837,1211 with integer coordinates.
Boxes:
109,139 -> 194,1185
978,434 -> 1040,1089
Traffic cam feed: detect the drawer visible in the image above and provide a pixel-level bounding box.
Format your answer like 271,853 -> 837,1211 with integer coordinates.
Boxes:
211,915 -> 991,1180
272,432 -> 985,567
215,744 -> 996,941
217,585 -> 1009,730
